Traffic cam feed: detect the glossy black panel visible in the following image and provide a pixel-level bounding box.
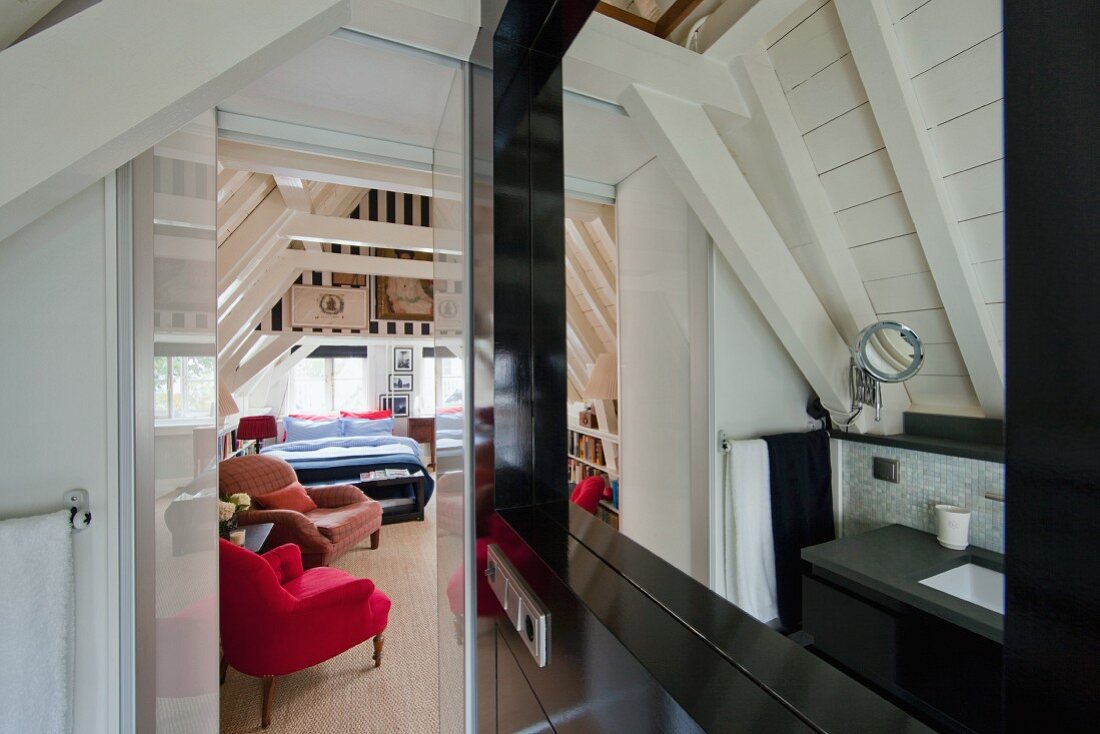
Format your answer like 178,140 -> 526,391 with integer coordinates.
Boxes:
492,40 -> 533,510
552,502 -> 933,732
528,55 -> 567,506
496,629 -> 554,733
491,509 -> 807,733
1003,0 -> 1100,729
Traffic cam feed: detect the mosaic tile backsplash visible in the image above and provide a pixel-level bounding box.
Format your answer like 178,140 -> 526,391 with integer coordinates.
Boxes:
841,441 -> 1005,553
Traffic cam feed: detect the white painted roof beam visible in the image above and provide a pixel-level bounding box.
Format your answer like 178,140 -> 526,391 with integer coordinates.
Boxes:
563,13 -> 749,118
0,0 -> 348,242
216,139 -> 433,197
231,335 -> 301,393
700,0 -> 808,62
278,248 -> 433,279
274,176 -> 314,213
622,83 -> 858,420
835,0 -> 1005,418
734,46 -> 911,419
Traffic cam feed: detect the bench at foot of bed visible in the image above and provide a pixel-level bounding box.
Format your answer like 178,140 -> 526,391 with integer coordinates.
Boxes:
303,471 -> 427,525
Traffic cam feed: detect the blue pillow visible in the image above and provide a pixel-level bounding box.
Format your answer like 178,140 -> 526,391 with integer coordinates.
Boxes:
283,416 -> 342,442
341,417 -> 395,437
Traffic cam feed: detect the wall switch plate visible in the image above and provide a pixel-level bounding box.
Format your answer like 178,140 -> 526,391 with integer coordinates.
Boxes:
486,544 -> 551,667
873,457 -> 900,483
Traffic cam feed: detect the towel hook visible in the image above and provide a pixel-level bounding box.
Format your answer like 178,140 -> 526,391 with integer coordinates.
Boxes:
64,489 -> 91,531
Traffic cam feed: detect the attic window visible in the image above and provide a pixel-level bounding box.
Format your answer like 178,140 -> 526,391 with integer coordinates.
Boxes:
154,355 -> 215,420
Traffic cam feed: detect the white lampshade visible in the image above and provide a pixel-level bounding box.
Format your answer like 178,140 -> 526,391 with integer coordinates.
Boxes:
583,353 -> 617,400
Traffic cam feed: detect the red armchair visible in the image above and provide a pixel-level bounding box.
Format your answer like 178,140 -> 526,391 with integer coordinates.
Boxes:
220,454 -> 382,568
570,476 -> 607,514
219,540 -> 391,728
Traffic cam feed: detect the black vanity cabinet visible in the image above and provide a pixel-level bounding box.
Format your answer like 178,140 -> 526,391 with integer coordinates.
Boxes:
801,526 -> 1004,734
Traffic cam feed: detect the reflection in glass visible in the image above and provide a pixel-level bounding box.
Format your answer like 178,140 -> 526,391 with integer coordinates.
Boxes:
146,111 -> 219,730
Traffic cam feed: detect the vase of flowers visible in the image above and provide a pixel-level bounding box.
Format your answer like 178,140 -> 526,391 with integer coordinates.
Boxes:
219,493 -> 251,538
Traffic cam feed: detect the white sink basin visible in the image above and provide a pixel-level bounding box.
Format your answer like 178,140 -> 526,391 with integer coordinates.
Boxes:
919,563 -> 1004,615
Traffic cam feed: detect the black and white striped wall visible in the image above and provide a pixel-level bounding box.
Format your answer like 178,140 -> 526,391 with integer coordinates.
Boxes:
256,188 -> 434,338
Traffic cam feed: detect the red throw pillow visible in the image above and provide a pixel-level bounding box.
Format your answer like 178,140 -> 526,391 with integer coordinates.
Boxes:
288,412 -> 339,421
340,409 -> 392,419
254,483 -> 317,514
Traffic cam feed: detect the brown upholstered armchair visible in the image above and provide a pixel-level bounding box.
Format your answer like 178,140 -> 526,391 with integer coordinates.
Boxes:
219,454 -> 382,569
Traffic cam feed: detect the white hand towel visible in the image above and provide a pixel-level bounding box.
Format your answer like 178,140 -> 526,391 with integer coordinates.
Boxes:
0,510 -> 74,734
718,440 -> 778,624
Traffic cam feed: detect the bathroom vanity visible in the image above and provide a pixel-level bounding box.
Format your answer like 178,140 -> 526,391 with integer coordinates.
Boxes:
801,525 -> 1003,733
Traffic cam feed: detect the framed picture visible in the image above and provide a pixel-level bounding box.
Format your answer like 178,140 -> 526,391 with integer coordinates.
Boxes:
379,394 -> 410,418
374,249 -> 433,321
389,373 -> 413,392
393,347 -> 414,372
290,285 -> 368,329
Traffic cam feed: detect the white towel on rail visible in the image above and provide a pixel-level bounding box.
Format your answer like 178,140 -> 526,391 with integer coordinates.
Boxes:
715,439 -> 778,624
0,510 -> 74,734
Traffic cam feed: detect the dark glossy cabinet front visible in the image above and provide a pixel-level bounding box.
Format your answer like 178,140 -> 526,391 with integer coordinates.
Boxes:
803,574 -> 1003,733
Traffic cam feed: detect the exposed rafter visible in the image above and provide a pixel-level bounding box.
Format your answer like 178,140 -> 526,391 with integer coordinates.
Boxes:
566,255 -> 616,341
566,219 -> 617,299
218,187 -> 293,304
835,0 -> 1005,418
593,0 -> 709,39
219,264 -> 301,362
255,341 -> 321,402
217,139 -> 432,197
231,334 -> 300,393
218,173 -> 275,244
278,248 -> 433,279
566,322 -> 595,370
566,289 -> 605,364
700,0 -> 808,62
273,175 -> 313,213
217,168 -> 252,206
220,330 -> 264,375
622,83 -> 857,419
0,0 -> 349,242
280,210 -> 437,253
734,46 -> 911,414
563,13 -> 748,117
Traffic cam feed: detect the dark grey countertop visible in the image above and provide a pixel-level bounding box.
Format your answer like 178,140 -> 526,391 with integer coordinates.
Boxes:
802,524 -> 1004,643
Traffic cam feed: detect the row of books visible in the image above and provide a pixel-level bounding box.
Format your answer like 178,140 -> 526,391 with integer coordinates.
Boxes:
568,457 -> 610,485
569,432 -> 607,467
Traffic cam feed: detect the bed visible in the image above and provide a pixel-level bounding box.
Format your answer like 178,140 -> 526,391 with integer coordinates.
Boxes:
261,434 -> 435,506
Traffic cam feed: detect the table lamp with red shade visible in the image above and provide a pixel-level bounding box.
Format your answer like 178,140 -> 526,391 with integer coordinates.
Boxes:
235,415 -> 278,451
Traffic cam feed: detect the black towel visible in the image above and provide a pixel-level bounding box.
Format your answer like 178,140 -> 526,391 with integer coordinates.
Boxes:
763,429 -> 835,630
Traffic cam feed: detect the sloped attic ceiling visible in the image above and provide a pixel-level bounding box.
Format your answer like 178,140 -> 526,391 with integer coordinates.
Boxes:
761,0 -> 1003,416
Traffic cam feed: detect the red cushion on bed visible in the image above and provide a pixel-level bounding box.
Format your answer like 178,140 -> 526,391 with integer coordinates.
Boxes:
340,410 -> 392,419
288,412 -> 339,421
254,482 -> 317,514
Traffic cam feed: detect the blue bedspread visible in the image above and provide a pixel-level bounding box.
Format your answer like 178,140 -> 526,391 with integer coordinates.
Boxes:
262,434 -> 434,501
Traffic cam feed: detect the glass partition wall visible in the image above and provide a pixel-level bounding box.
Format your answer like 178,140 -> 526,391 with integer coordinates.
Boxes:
432,61 -> 473,733
126,111 -> 220,732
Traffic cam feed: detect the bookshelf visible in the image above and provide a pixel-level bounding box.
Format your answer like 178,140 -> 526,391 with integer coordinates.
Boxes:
568,423 -> 620,527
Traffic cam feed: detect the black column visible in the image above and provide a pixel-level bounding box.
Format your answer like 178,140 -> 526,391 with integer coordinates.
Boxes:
1004,0 -> 1100,727
490,1 -> 592,510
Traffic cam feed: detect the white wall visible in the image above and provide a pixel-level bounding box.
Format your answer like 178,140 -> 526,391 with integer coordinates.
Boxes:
618,157 -> 815,587
712,251 -> 814,442
0,180 -> 117,733
618,159 -> 711,581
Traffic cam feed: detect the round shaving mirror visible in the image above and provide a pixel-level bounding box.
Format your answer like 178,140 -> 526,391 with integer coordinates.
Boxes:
853,320 -> 924,383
